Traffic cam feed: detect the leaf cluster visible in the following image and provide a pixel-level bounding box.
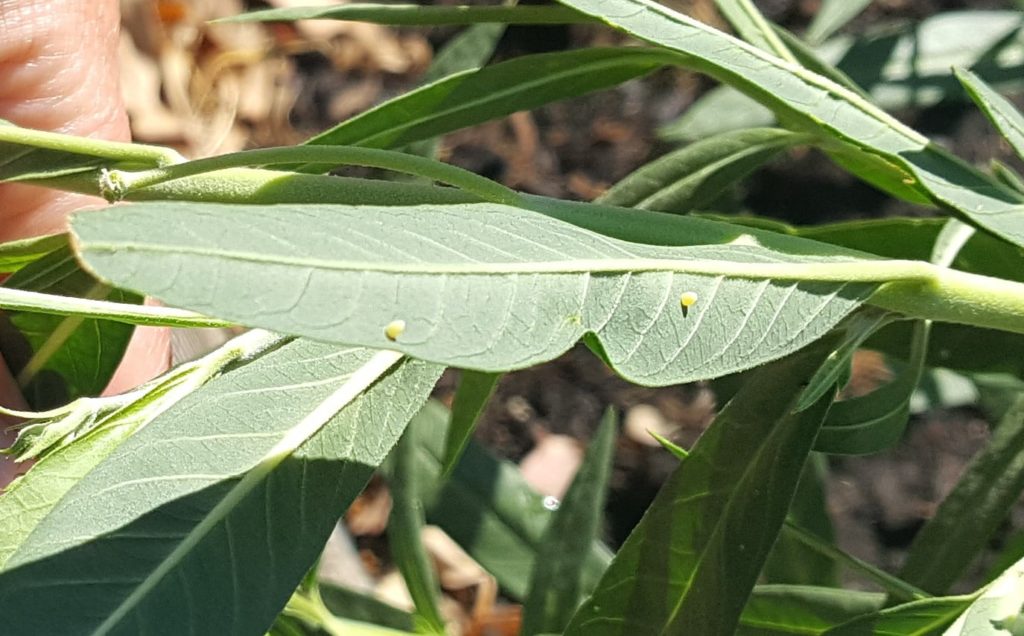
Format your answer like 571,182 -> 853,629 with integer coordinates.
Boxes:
3,1 -> 1024,634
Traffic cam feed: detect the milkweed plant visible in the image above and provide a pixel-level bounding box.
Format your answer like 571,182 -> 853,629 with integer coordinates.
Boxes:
2,0 -> 1024,634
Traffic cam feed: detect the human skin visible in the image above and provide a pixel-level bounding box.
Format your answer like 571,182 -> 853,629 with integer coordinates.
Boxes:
0,0 -> 170,484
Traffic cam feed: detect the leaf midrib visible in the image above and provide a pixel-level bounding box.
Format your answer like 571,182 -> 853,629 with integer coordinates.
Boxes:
80,241 -> 929,283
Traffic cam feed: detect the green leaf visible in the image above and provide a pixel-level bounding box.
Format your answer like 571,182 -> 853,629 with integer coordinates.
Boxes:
823,595 -> 975,635
387,430 -> 447,634
300,48 -> 666,152
661,86 -> 775,142
563,337 -> 838,635
318,583 -> 416,632
942,554 -> 1024,634
712,0 -> 799,63
553,0 -> 1024,248
662,10 -> 1024,141
397,400 -> 612,600
738,585 -> 886,635
2,246 -> 141,407
771,26 -> 869,97
597,128 -> 810,212
0,122 -> 180,184
993,160 -> 1024,195
957,67 -> 1024,162
762,455 -> 838,587
823,142 -> 934,205
0,330 -> 284,569
403,22 -> 507,159
781,522 -> 928,602
423,23 -> 505,85
0,340 -> 441,634
442,370 -> 500,475
815,320 -> 929,454
0,233 -> 67,274
797,309 -> 897,412
805,0 -> 872,45
278,586 -> 417,636
522,409 -> 617,636
221,4 -> 592,26
901,393 -> 1024,594
71,201 -> 880,385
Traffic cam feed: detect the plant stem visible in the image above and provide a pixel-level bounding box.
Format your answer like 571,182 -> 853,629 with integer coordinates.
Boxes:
782,522 -> 930,602
0,123 -> 182,167
112,146 -> 520,206
0,287 -> 233,328
218,4 -> 597,26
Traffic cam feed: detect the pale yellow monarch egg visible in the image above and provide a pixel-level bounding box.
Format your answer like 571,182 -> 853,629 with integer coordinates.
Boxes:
680,291 -> 698,309
384,319 -> 406,342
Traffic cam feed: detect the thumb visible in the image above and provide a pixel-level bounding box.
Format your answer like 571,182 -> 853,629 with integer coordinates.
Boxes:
1,1 -> 171,484
0,0 -> 128,240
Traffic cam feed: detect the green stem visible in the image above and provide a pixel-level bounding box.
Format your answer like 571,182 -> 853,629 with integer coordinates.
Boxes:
219,4 -> 597,26
0,123 -> 182,168
782,522 -> 930,602
112,146 -> 520,206
0,287 -> 233,328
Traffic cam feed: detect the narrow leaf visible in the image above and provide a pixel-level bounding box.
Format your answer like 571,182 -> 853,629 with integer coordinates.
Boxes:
815,320 -> 929,454
403,22 -> 507,159
0,233 -> 67,274
553,0 -> 1024,248
72,202 -> 881,386
395,400 -> 612,600
957,67 -> 1024,161
805,0 -> 873,45
772,26 -> 869,97
522,409 -> 617,636
739,585 -> 886,635
797,309 -> 897,412
661,86 -> 775,142
388,430 -> 447,634
278,585 -> 417,636
901,393 -> 1024,594
781,522 -> 929,602
762,455 -> 839,586
318,583 -> 416,632
301,48 -> 666,150
564,337 -> 839,635
993,160 -> 1024,195
662,10 -> 1024,141
0,341 -> 441,634
823,596 -> 975,635
221,4 -> 593,26
597,128 -> 810,212
423,23 -> 505,85
712,0 -> 799,63
442,370 -> 500,475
